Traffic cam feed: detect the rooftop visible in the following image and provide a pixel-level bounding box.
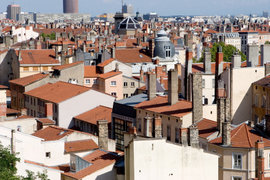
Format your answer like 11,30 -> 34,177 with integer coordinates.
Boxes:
24,81 -> 90,104
65,139 -> 98,153
52,61 -> 83,71
74,106 -> 112,125
115,48 -> 152,63
9,73 -> 48,86
32,126 -> 74,141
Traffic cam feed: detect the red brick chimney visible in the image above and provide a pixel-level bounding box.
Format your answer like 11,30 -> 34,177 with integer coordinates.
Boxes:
154,116 -> 162,138
45,103 -> 53,120
216,46 -> 224,76
256,139 -> 265,180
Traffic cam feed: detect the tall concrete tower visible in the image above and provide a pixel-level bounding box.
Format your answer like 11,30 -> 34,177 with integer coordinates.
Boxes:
7,4 -> 21,21
63,0 -> 78,13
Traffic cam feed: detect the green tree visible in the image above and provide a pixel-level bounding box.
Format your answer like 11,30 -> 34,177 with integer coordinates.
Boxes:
210,42 -> 246,62
265,41 -> 270,44
41,33 -> 56,41
0,143 -> 20,180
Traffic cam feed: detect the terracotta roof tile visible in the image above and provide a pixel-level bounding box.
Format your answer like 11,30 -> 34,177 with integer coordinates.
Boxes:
97,58 -> 115,68
63,150 -> 120,179
52,61 -> 83,71
32,126 -> 74,141
9,73 -> 49,86
24,81 -> 90,104
210,123 -> 270,148
197,119 -> 218,139
16,49 -> 60,65
65,139 -> 98,153
84,66 -> 98,78
74,106 -> 112,125
253,75 -> 270,87
98,71 -> 122,79
135,96 -> 192,118
6,108 -> 20,115
192,62 -> 231,74
36,118 -> 56,125
115,48 -> 152,63
0,85 -> 8,89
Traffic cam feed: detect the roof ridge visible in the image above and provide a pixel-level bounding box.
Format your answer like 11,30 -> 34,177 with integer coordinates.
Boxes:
231,123 -> 245,140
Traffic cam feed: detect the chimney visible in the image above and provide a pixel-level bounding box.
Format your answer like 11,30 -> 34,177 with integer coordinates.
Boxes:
203,49 -> 211,73
61,51 -> 66,65
140,68 -> 144,82
222,120 -> 231,146
115,63 -> 119,72
11,129 -> 16,154
111,47 -> 116,59
45,103 -> 53,120
247,44 -> 259,67
185,48 -> 193,99
147,73 -> 156,100
255,139 -> 265,180
168,69 -> 178,105
189,124 -> 199,148
154,116 -> 162,138
149,38 -> 155,58
83,43 -> 86,53
180,128 -> 188,146
98,120 -> 108,150
232,52 -> 241,69
192,73 -> 203,123
216,46 -> 224,76
18,49 -> 22,61
55,46 -> 59,60
217,97 -> 225,133
261,44 -> 270,65
144,115 -> 153,137
265,63 -> 270,76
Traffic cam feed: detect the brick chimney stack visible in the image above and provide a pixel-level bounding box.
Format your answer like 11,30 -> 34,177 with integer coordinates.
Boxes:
192,73 -> 203,124
144,115 -> 153,137
147,73 -> 156,100
216,46 -> 224,76
204,49 -> 212,74
255,139 -> 265,180
222,120 -> 231,146
111,47 -> 116,59
168,69 -> 178,105
98,120 -> 108,150
154,116 -> 162,138
185,48 -> 193,100
189,124 -> 199,148
11,129 -> 16,154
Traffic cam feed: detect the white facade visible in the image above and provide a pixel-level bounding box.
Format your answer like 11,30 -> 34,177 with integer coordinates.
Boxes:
125,137 -> 219,180
11,26 -> 39,43
58,89 -> 115,128
0,117 -> 37,134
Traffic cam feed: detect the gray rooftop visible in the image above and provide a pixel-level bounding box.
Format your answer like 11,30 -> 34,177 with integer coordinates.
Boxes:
115,93 -> 148,107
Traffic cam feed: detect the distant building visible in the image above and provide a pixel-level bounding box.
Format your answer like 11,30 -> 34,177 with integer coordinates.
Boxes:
263,11 -> 268,18
122,4 -> 133,15
143,12 -> 158,21
33,13 -> 90,24
7,4 -> 21,21
63,0 -> 78,13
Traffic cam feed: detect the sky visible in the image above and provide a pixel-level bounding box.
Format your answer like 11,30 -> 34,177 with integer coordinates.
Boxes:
0,0 -> 269,16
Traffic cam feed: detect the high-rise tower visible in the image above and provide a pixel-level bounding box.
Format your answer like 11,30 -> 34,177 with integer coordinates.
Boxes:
7,4 -> 21,21
63,0 -> 78,13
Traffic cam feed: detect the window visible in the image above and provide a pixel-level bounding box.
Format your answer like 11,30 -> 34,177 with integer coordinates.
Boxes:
93,79 -> 97,84
111,81 -> 116,86
33,67 -> 38,71
255,94 -> 259,107
204,98 -> 208,105
212,79 -> 215,88
164,46 -> 171,57
232,153 -> 242,169
85,79 -> 90,84
124,94 -> 128,98
111,92 -> 117,97
23,67 -> 29,71
268,153 -> 270,168
46,152 -> 51,158
262,95 -> 266,108
167,125 -> 171,141
175,128 -> 179,143
131,82 -> 135,87
202,79 -> 205,88
17,125 -> 22,132
124,82 -> 128,87
232,177 -> 242,180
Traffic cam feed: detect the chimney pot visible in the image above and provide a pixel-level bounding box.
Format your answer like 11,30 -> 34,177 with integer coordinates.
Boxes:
98,120 -> 108,150
147,73 -> 156,100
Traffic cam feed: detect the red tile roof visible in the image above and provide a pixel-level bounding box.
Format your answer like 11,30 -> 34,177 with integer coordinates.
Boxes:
253,75 -> 270,87
6,108 -> 20,115
115,48 -> 152,63
16,49 -> 60,65
65,139 -> 98,153
97,58 -> 115,68
74,106 -> 112,125
210,123 -> 270,148
0,85 -> 8,89
192,62 -> 231,74
36,118 -> 55,125
197,119 -> 218,139
63,150 -> 120,179
98,71 -> 122,79
135,96 -> 192,118
24,81 -> 90,103
9,73 -> 48,86
84,66 -> 98,78
32,126 -> 74,141
52,61 -> 83,71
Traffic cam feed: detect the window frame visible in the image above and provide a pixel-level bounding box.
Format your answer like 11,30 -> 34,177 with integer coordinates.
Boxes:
232,152 -> 243,169
85,79 -> 90,84
111,81 -> 117,86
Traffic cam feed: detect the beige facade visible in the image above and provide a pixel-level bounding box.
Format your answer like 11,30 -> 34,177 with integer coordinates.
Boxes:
123,76 -> 145,98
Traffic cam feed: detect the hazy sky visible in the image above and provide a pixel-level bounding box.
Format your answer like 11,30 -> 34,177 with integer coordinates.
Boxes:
0,0 -> 269,16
